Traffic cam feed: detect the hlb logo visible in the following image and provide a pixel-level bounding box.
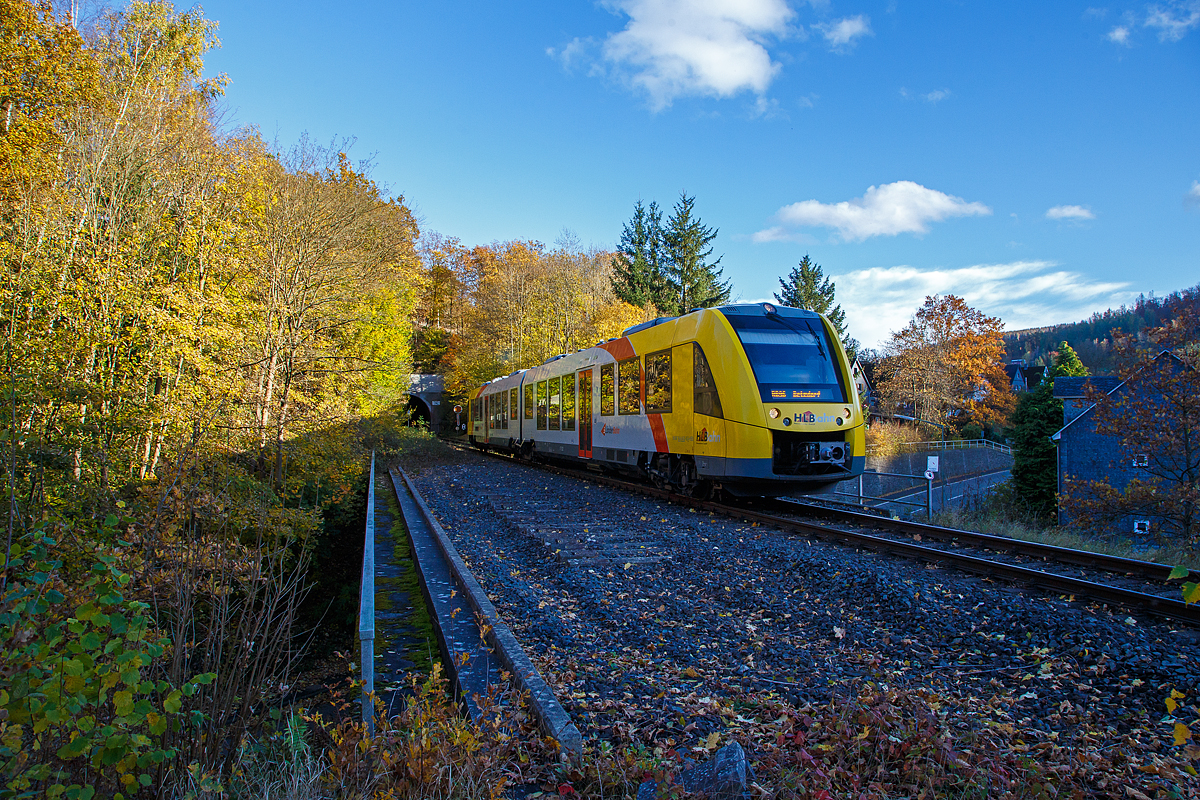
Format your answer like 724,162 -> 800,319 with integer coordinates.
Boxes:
696,428 -> 721,443
795,411 -> 817,423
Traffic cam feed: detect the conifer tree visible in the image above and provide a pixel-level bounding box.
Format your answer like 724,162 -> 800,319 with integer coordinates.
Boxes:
775,255 -> 855,357
1010,342 -> 1089,520
611,200 -> 667,310
661,191 -> 730,315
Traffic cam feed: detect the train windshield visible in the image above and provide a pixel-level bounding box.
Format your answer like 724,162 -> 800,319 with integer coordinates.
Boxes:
726,314 -> 847,402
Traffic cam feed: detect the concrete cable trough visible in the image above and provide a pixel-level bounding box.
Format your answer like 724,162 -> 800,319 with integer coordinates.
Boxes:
389,467 -> 583,759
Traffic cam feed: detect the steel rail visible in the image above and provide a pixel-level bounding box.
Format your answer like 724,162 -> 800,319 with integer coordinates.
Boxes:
452,443 -> 1199,626
778,498 -> 1200,584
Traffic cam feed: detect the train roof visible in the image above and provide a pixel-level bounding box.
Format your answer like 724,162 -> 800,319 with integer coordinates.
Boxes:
618,303 -> 822,339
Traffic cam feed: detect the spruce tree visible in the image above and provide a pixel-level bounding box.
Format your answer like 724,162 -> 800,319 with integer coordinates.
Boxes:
660,191 -> 731,315
610,200 -> 666,309
774,254 -> 854,357
1009,342 -> 1089,521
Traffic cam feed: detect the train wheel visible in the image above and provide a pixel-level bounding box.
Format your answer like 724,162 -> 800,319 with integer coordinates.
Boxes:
677,458 -> 698,496
649,454 -> 668,489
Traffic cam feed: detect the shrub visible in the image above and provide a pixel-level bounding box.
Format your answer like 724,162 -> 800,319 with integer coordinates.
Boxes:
0,522 -> 212,799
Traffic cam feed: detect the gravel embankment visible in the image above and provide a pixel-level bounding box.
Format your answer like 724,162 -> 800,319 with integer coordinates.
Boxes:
405,453 -> 1199,782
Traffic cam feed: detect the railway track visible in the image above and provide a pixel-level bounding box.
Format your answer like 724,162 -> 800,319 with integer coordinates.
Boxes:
456,443 -> 1200,627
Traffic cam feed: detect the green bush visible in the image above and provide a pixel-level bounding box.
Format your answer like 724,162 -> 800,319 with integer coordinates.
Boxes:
0,521 -> 213,799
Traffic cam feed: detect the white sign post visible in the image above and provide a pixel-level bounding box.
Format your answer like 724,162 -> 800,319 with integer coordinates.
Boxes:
927,455 -> 940,473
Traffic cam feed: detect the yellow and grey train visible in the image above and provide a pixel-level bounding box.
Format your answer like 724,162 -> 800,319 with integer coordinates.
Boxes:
465,303 -> 865,496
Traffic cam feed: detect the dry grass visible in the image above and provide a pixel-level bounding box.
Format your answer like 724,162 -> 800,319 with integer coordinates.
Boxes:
865,421 -> 925,459
933,505 -> 1200,571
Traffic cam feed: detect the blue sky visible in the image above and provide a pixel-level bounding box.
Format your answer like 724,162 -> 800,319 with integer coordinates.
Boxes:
198,0 -> 1199,347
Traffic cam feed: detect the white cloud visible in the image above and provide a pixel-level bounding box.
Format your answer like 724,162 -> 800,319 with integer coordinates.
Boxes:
1188,180 -> 1200,204
598,0 -> 795,109
547,37 -> 595,71
1107,25 -> 1132,43
1046,204 -> 1096,220
816,14 -> 872,49
1145,0 -> 1200,40
831,261 -> 1134,348
757,181 -> 991,242
922,88 -> 951,103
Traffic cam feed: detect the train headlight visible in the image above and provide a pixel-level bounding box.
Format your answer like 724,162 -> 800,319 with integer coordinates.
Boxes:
768,407 -> 780,419
782,417 -> 791,427
843,407 -> 852,419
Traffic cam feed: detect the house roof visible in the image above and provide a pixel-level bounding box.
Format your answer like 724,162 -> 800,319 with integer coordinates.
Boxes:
1004,362 -> 1047,390
1050,350 -> 1183,441
1052,376 -> 1120,399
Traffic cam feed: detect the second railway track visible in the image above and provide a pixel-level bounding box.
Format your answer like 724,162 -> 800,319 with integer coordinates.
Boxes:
457,442 -> 1200,627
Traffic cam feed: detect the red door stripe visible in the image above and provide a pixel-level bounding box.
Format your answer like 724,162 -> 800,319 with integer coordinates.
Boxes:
648,413 -> 668,453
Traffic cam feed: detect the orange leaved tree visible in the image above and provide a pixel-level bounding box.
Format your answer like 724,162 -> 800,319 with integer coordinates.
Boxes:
876,295 -> 1014,436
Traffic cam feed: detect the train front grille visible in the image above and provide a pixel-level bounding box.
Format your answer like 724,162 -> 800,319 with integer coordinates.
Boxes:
771,430 -> 851,476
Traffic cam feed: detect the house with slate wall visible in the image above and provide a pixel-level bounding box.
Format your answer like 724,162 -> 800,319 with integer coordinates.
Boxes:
1051,352 -> 1187,536
1051,376 -> 1122,528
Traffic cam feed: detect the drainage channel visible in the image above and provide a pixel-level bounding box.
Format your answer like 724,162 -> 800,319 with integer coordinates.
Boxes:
368,463 -> 444,714
369,466 -> 582,757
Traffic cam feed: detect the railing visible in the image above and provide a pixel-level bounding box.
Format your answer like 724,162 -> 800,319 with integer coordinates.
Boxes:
836,470 -> 934,519
866,439 -> 1012,456
357,450 -> 376,736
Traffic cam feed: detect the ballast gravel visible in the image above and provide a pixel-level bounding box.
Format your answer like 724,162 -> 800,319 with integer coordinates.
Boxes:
405,453 -> 1199,765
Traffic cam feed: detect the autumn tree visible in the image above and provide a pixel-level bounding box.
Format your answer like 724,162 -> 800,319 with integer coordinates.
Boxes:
449,239 -> 643,395
1062,312 -> 1200,545
1,2 -> 423,785
774,254 -> 857,359
1009,342 -> 1089,520
876,295 -> 1014,435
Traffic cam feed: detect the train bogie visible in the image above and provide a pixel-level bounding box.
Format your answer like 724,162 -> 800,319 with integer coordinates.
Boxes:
464,304 -> 865,496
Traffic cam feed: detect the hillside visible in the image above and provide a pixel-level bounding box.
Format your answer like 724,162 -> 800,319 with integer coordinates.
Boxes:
1004,283 -> 1200,374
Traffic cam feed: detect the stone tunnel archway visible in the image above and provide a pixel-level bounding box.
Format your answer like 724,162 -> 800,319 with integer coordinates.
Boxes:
406,394 -> 432,427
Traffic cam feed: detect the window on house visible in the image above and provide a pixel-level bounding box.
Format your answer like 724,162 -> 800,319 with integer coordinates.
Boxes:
644,350 -> 672,414
1133,519 -> 1151,534
536,380 -> 547,430
524,384 -> 534,420
618,356 -> 641,415
510,388 -> 518,420
562,373 -> 576,431
1133,453 -> 1149,468
548,377 -> 561,430
601,363 -> 615,416
694,343 -> 724,418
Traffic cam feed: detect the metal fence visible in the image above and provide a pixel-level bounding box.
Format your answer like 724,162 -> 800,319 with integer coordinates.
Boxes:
358,450 -> 376,736
866,438 -> 1012,456
837,470 -> 935,519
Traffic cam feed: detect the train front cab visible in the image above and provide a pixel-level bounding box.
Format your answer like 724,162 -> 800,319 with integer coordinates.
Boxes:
689,304 -> 866,496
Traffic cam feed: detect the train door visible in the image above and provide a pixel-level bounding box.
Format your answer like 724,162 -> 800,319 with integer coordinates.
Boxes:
692,343 -> 726,472
578,368 -> 593,458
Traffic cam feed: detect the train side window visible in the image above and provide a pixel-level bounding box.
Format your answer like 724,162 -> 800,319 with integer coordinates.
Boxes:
509,388 -> 518,420
600,364 -> 615,416
548,377 -> 561,430
562,373 -> 576,431
473,398 -> 481,421
524,384 -> 534,420
536,380 -> 547,430
644,350 -> 672,413
694,343 -> 724,419
502,390 -> 509,430
618,356 -> 641,415
485,394 -> 491,428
